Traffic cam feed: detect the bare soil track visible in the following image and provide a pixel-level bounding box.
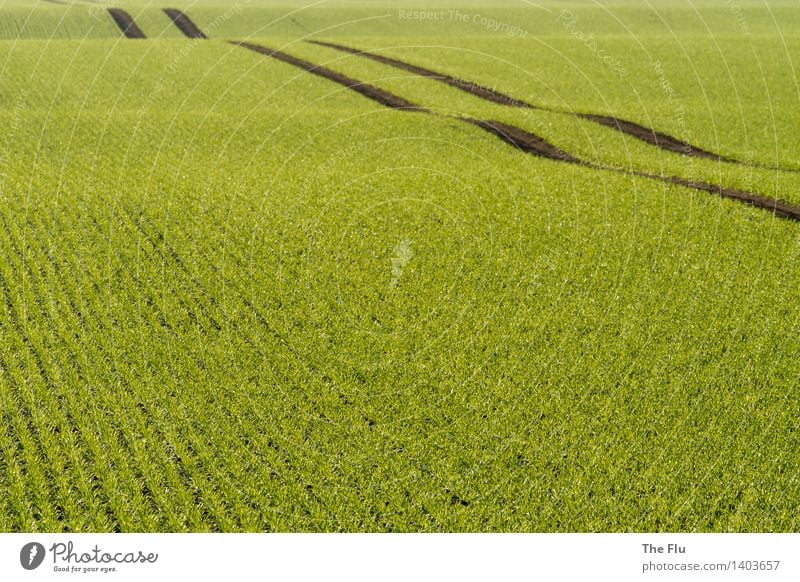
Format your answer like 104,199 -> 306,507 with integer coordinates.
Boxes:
107,8 -> 146,39
163,8 -> 207,39
474,121 -> 800,220
235,42 -> 800,222
577,114 -> 728,161
640,174 -> 800,221
473,119 -> 800,220
232,41 -> 425,110
310,40 -> 788,169
466,119 -> 582,164
309,40 -> 529,108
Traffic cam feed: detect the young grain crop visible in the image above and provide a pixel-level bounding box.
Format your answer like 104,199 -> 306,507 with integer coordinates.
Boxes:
0,1 -> 799,532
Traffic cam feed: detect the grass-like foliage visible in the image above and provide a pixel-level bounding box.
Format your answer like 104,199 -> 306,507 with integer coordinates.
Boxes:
0,0 -> 798,532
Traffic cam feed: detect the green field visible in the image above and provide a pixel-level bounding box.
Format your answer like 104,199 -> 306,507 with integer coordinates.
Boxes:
1,0 -> 799,532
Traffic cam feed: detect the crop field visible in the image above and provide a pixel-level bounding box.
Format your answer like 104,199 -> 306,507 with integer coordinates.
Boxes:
0,0 -> 799,532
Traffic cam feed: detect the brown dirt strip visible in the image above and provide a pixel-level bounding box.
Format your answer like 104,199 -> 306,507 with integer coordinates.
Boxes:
310,40 -> 799,170
231,41 -> 425,111
163,8 -> 207,39
470,120 -> 800,220
465,119 -> 583,164
577,114 -> 730,161
309,40 -> 530,108
636,174 -> 800,221
107,8 -> 146,39
233,42 -> 800,222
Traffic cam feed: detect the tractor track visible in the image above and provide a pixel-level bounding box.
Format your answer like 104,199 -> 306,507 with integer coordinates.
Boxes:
637,174 -> 800,221
310,40 -> 798,172
232,41 -> 800,222
107,8 -> 145,39
308,39 -> 529,108
576,113 -> 727,161
163,8 -> 207,39
474,120 -> 800,221
465,119 -> 583,164
232,41 -> 425,110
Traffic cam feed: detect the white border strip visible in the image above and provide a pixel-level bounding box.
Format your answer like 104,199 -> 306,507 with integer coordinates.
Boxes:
1,533 -> 798,581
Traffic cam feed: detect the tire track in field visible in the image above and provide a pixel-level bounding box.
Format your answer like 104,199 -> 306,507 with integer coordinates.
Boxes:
163,8 -> 207,39
233,41 -> 425,111
309,40 -> 530,108
233,42 -> 800,221
107,8 -> 146,39
468,120 -> 800,221
308,40 -> 786,170
576,113 -> 723,160
466,119 -> 583,163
